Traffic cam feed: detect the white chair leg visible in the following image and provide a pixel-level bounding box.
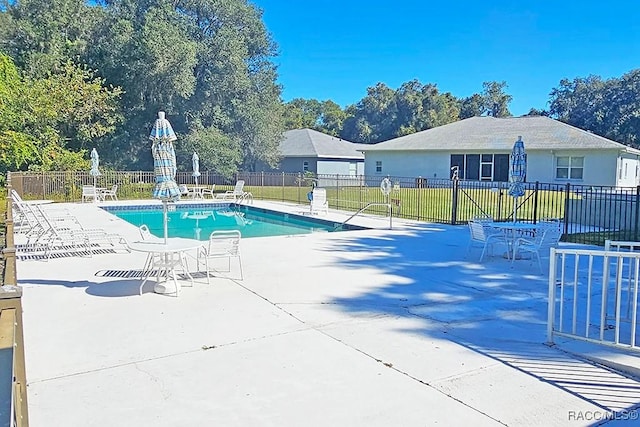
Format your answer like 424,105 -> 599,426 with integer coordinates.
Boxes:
237,257 -> 243,280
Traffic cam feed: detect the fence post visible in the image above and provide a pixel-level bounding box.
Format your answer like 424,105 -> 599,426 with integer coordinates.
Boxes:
3,173 -> 17,287
563,183 -> 571,236
1,173 -> 29,423
261,171 -> 264,200
451,177 -> 459,225
336,174 -> 339,210
533,181 -> 540,223
635,186 -> 640,241
547,248 -> 557,345
282,172 -> 285,202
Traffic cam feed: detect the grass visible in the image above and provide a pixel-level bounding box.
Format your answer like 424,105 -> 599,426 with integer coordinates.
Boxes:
0,182 -> 630,251
563,230 -> 639,247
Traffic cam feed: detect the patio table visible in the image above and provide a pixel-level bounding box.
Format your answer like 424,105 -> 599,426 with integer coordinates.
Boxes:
127,238 -> 204,296
187,186 -> 207,199
488,222 -> 539,261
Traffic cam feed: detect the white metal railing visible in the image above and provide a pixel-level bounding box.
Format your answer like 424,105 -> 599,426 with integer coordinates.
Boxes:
548,243 -> 640,351
337,202 -> 392,230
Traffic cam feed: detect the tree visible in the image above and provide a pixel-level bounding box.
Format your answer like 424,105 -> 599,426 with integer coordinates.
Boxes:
459,93 -> 485,119
0,0 -> 102,78
283,98 -> 323,130
524,108 -> 549,117
0,52 -> 123,174
482,81 -> 512,117
180,126 -> 241,179
340,80 -> 460,143
1,0 -> 285,174
0,54 -> 39,176
319,100 -> 347,137
549,71 -> 640,147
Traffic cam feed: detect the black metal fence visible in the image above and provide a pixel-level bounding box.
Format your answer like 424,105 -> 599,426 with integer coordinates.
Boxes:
9,171 -> 640,245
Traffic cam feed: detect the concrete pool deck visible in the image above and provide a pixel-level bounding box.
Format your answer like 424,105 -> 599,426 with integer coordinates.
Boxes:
15,199 -> 640,426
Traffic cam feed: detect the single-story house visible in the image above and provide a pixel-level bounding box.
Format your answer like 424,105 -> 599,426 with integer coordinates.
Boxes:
360,116 -> 640,187
260,128 -> 365,176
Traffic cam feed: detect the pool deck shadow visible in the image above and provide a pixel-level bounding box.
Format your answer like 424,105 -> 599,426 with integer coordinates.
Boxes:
14,200 -> 640,426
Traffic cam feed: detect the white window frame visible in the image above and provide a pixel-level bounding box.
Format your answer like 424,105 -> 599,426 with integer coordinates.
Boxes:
348,162 -> 357,177
375,161 -> 382,173
555,156 -> 584,180
303,161 -> 309,172
480,154 -> 494,181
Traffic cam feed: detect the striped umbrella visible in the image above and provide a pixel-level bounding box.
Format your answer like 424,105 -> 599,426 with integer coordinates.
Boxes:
508,136 -> 527,222
192,152 -> 201,186
89,148 -> 101,187
150,111 -> 181,242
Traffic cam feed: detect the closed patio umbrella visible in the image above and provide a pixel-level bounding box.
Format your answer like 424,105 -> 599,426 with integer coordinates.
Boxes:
192,152 -> 201,186
508,136 -> 527,222
150,111 -> 181,243
89,148 -> 101,187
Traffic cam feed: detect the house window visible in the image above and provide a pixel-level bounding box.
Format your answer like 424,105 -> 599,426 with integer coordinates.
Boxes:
450,154 -> 509,181
376,161 -> 382,173
556,156 -> 583,180
349,162 -> 357,177
302,161 -> 309,172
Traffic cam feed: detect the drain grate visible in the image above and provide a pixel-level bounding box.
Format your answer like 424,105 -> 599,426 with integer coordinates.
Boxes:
17,247 -> 117,261
95,270 -> 196,281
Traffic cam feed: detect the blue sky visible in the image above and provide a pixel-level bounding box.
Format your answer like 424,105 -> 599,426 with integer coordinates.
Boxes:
251,0 -> 640,116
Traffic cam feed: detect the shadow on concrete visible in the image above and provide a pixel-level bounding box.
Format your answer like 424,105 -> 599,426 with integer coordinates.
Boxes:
322,223 -> 640,421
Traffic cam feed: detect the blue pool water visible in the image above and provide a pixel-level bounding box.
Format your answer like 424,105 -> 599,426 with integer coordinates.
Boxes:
102,204 -> 366,239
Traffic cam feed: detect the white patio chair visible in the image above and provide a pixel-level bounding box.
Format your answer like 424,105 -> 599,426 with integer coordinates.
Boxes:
136,224 -> 165,295
310,188 -> 329,215
467,220 -> 508,262
200,184 -> 216,198
197,230 -> 243,283
512,221 -> 562,273
82,185 -> 99,203
100,184 -> 118,201
216,180 -> 246,201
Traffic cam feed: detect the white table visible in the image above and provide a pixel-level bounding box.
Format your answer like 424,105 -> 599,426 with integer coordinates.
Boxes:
488,222 -> 539,260
187,186 -> 207,199
127,238 -> 204,296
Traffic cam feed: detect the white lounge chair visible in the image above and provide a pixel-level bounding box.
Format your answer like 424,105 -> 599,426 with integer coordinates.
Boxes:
197,230 -> 243,283
310,188 -> 329,215
27,205 -> 126,259
216,180 -> 247,201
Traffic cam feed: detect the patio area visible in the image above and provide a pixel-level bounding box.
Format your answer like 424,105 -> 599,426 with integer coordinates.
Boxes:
15,200 -> 640,426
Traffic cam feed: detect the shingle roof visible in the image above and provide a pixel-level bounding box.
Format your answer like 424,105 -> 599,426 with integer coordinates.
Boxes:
360,116 -> 639,153
281,129 -> 365,159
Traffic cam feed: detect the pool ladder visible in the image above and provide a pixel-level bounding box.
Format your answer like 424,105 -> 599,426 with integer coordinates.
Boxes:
335,202 -> 393,230
237,192 -> 253,205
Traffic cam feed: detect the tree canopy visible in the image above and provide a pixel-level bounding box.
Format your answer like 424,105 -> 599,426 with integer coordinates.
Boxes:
549,71 -> 640,147
1,0 -> 285,177
2,0 -> 640,175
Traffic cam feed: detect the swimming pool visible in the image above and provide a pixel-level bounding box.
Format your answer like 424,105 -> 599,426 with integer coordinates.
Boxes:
102,203 -> 367,239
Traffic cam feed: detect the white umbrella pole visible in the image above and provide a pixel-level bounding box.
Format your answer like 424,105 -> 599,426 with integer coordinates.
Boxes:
513,197 -> 517,223
163,201 -> 168,244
